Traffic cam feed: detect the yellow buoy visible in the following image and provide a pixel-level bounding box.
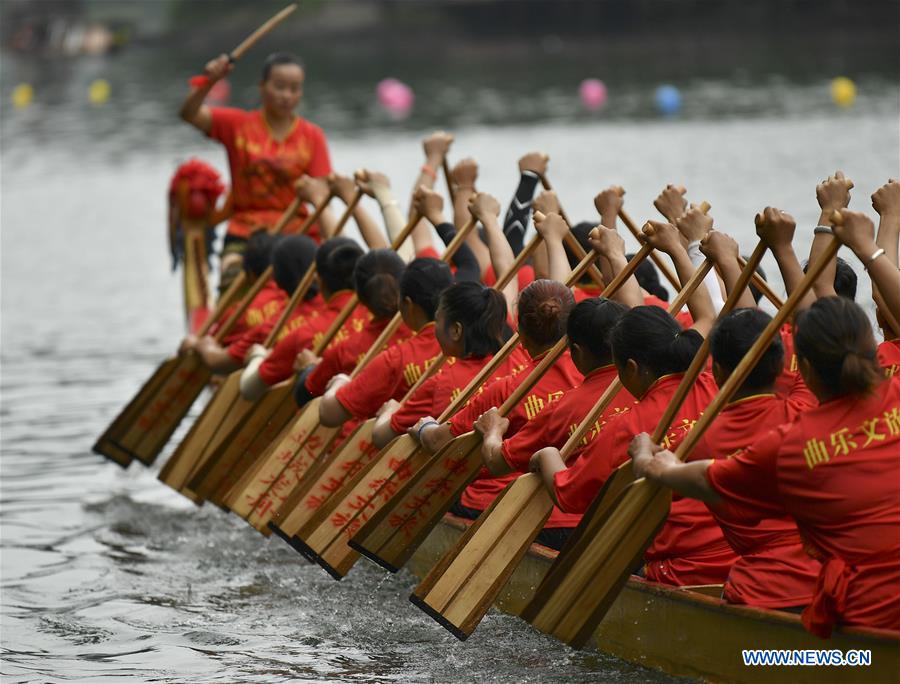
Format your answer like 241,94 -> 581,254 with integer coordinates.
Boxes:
830,76 -> 856,108
12,83 -> 34,109
89,79 -> 111,105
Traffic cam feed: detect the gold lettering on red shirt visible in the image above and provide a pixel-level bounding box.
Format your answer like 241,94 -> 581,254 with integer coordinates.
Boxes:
860,418 -> 886,447
829,427 -> 858,456
524,394 -> 545,421
884,407 -> 900,436
803,437 -> 830,469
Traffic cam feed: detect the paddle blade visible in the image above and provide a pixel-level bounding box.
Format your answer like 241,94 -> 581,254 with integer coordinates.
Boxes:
349,431 -> 483,573
302,435 -> 424,579
526,479 -> 671,649
410,473 -> 554,640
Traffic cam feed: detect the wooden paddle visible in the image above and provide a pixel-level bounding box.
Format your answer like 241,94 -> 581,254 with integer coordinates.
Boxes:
255,216 -> 484,537
186,191 -> 363,502
409,245 -> 736,639
280,234 -> 547,574
93,191 -> 306,468
156,193 -> 332,494
522,231 -> 841,648
346,241 -> 653,574
228,4 -> 298,62
225,211 -> 427,525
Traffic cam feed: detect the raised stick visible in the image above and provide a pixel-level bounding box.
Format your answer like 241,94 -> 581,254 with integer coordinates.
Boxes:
524,234 -> 840,648
229,4 -> 299,62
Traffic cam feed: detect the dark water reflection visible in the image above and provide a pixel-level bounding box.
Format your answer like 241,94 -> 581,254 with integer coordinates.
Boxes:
1,42 -> 899,682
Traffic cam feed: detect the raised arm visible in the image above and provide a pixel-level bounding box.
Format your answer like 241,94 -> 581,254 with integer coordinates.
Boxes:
503,152 -> 548,255
588,225 -> 643,308
409,131 -> 455,255
413,186 -> 479,282
675,202 -> 726,314
179,54 -> 232,133
644,217 -> 716,337
470,192 -> 517,312
698,231 -> 756,309
592,186 -> 625,283
530,190 -> 562,281
295,176 -> 337,238
355,169 -> 412,259
533,210 -> 572,284
811,170 -> 853,298
329,173 -> 387,249
833,210 -> 900,328
653,184 -> 688,224
450,158 -> 491,274
754,207 -> 814,312
872,179 -> 900,267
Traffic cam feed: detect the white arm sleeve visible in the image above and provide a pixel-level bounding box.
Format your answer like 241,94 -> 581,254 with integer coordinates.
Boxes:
374,187 -> 414,262
687,240 -> 726,314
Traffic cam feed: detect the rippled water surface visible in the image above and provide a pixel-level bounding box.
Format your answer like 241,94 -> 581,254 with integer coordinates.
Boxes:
2,38 -> 899,683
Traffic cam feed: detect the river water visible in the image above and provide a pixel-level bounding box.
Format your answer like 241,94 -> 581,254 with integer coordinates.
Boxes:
1,41 -> 899,683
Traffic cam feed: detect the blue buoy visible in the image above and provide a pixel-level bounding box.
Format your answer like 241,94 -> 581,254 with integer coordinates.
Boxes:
655,84 -> 681,116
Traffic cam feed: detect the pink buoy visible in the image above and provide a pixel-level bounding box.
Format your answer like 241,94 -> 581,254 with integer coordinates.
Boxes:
579,78 -> 607,110
377,78 -> 414,119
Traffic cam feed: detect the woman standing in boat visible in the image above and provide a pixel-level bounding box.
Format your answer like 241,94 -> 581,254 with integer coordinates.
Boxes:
180,52 -> 333,284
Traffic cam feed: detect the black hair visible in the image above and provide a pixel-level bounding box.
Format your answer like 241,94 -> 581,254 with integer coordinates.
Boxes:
746,259 -> 768,304
400,257 -> 453,321
802,256 -> 857,300
794,297 -> 881,397
627,252 -> 668,302
517,279 -> 575,347
437,282 -> 508,357
261,52 -> 303,82
244,230 -> 275,277
272,234 -> 317,298
566,297 -> 629,365
610,305 -> 703,377
353,249 -> 405,319
709,308 -> 783,391
315,237 -> 363,295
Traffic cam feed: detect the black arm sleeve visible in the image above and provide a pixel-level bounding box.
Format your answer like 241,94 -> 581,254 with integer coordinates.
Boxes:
435,222 -> 481,283
502,171 -> 541,256
292,365 -> 317,407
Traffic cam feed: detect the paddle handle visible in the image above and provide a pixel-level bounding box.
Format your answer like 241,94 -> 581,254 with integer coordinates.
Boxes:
311,294 -> 360,357
442,158 -> 456,207
271,195 -> 303,235
229,4 -> 298,62
496,233 -> 542,291
618,208 -> 682,291
329,189 -> 363,238
737,254 -> 784,308
672,236 -> 840,461
212,266 -> 273,343
198,270 -> 247,337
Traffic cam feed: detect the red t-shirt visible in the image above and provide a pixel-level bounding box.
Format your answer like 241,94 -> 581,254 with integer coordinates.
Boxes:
258,291 -> 370,386
498,364 -> 636,529
452,351 -> 583,518
690,388 -> 820,608
226,294 -> 321,365
212,279 -> 286,346
553,371 -> 735,585
208,108 -> 332,240
878,339 -> 900,378
775,323 -> 802,398
335,323 -> 441,419
707,376 -> 900,636
304,318 -> 413,398
389,350 -> 531,433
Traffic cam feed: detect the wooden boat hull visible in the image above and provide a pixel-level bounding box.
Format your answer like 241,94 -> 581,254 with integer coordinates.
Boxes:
407,515 -> 900,684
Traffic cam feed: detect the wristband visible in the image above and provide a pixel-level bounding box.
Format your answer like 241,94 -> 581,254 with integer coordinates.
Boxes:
813,225 -> 834,235
417,419 -> 439,441
420,164 -> 437,180
189,75 -> 212,89
865,248 -> 886,267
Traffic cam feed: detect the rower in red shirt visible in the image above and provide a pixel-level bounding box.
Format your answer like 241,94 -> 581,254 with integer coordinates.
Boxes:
414,280 -> 583,545
318,258 -> 453,430
295,249 -> 412,406
239,237 -> 368,400
191,235 -> 319,374
373,281 -> 530,448
632,208 -> 900,635
180,51 -> 334,284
